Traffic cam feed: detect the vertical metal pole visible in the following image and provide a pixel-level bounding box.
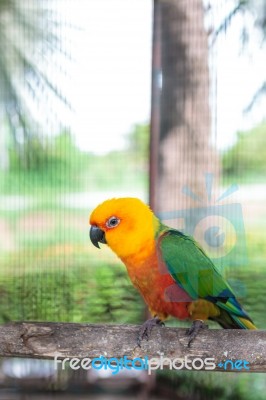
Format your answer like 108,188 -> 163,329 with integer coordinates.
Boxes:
149,0 -> 161,212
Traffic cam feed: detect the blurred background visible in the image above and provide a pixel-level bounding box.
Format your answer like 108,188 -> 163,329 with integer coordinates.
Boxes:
0,0 -> 266,398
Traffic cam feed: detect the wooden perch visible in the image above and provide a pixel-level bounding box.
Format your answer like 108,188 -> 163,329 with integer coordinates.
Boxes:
0,322 -> 265,372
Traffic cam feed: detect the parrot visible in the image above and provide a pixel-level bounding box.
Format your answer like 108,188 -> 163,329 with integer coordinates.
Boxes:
89,197 -> 256,346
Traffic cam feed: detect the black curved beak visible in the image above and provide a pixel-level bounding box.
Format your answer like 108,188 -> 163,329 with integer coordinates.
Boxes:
90,225 -> 107,248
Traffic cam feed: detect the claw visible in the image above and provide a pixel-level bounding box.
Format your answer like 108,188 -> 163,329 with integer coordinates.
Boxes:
137,316 -> 164,347
186,319 -> 208,347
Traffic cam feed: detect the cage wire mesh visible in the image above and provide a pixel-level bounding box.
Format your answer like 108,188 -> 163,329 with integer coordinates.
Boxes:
149,1 -> 266,398
150,0 -> 266,333
0,0 -> 149,327
0,0 -> 266,397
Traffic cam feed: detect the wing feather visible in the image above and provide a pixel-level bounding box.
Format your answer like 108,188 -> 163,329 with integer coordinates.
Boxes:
158,228 -> 252,322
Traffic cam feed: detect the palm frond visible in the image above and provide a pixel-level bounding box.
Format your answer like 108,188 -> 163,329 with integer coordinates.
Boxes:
0,0 -> 72,165
244,82 -> 266,113
208,0 -> 266,113
211,1 -> 248,45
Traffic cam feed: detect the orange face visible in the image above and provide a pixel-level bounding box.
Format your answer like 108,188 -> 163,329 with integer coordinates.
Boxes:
89,197 -> 159,260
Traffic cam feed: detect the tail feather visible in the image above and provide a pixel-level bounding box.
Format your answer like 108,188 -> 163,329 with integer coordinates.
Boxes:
212,309 -> 256,329
233,316 -> 256,330
213,297 -> 256,329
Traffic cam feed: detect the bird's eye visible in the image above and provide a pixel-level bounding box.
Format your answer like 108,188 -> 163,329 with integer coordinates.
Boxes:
106,216 -> 120,228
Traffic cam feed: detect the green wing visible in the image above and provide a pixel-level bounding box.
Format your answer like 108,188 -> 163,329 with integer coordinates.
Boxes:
159,228 -> 252,322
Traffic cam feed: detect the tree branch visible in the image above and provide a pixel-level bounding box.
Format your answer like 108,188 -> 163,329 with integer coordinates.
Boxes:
0,322 -> 265,372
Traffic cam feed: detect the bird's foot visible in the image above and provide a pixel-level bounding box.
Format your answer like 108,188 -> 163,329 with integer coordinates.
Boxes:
186,319 -> 208,347
137,316 -> 164,347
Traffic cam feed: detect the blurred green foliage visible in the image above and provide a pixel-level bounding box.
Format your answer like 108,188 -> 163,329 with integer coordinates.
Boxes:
2,131 -> 85,192
127,123 -> 149,165
159,370 -> 266,400
86,151 -> 147,191
0,264 -> 143,325
0,124 -> 149,193
223,121 -> 266,182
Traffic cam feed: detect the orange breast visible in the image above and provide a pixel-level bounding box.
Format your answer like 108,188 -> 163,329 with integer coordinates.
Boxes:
122,251 -> 191,321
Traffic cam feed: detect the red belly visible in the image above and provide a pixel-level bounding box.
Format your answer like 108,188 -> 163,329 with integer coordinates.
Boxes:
124,256 -> 191,320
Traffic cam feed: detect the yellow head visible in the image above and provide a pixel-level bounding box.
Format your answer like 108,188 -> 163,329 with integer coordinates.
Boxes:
89,197 -> 160,260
